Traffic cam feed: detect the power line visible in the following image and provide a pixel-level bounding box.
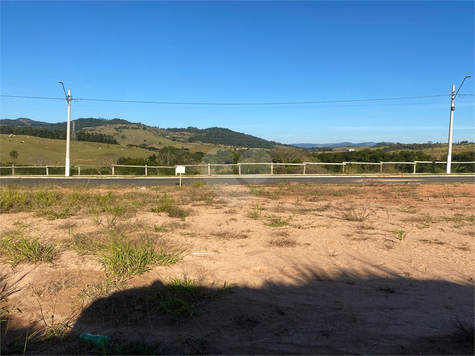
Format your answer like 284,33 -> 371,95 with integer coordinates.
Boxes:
76,94 -> 455,105
1,95 -> 64,101
1,93 -> 473,106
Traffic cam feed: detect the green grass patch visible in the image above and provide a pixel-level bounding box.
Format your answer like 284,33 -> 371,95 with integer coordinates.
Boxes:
0,234 -> 55,266
0,188 -> 30,213
152,276 -> 235,320
37,207 -> 74,220
100,236 -> 183,278
154,223 -> 169,233
392,230 -> 406,240
78,278 -> 129,306
249,186 -> 265,196
265,214 -> 292,227
443,213 -> 475,227
248,203 -> 263,219
64,232 -> 108,256
151,193 -> 189,220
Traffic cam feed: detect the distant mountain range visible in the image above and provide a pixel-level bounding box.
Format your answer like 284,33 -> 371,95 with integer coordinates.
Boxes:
292,142 -> 376,149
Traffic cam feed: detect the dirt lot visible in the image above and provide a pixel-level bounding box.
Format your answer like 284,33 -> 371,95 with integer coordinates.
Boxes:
1,181 -> 474,355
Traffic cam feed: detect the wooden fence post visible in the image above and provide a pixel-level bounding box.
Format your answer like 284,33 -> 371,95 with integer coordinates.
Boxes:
208,163 -> 211,176
238,163 -> 241,176
145,165 -> 148,176
12,165 -> 14,175
46,166 -> 49,176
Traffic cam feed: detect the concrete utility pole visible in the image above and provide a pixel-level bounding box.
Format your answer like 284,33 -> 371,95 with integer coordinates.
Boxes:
59,81 -> 72,177
446,75 -> 471,174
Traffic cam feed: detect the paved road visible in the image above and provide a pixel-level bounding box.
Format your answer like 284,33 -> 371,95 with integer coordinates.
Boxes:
1,175 -> 474,187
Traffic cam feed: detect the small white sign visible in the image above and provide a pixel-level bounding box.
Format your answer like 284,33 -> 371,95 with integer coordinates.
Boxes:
176,166 -> 186,174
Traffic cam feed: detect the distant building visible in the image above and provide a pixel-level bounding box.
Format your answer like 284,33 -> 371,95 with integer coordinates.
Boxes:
347,149 -> 355,152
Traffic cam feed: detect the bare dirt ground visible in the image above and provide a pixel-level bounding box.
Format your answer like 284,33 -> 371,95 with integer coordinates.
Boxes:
1,181 -> 474,355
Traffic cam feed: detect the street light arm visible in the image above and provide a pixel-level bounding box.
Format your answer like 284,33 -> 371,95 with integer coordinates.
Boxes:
447,75 -> 471,174
454,75 -> 472,99
58,81 -> 68,99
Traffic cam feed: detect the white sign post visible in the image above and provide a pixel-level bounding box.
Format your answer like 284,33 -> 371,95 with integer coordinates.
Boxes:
175,165 -> 186,186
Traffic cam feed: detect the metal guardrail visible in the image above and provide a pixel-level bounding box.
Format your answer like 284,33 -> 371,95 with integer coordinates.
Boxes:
1,161 -> 474,176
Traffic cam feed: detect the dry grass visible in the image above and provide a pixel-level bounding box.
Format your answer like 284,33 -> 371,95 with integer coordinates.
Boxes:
268,236 -> 298,247
211,230 -> 250,240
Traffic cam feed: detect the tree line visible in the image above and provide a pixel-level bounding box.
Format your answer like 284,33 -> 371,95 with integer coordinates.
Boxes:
166,127 -> 280,148
314,148 -> 433,163
0,125 -> 118,144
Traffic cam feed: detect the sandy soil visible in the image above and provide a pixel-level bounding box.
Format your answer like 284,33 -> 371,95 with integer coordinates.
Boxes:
1,182 -> 474,355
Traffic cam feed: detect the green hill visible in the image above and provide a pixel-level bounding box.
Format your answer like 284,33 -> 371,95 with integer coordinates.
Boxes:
1,118 -> 282,149
0,117 -> 131,130
0,134 -> 151,166
0,118 -> 288,166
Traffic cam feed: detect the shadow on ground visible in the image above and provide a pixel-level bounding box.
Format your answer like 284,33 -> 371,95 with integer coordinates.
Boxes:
2,264 -> 474,355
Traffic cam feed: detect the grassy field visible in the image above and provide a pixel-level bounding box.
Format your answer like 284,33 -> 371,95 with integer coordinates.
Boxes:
87,125 -> 216,153
420,143 -> 475,160
0,133 -> 214,166
329,143 -> 475,159
2,131 -> 474,168
0,134 -> 152,166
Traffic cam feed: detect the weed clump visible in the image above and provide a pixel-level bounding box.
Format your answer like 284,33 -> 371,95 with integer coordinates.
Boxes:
265,214 -> 292,227
0,234 -> 55,266
342,204 -> 375,222
392,230 -> 406,240
151,193 -> 189,220
152,277 -> 235,320
249,203 -> 264,219
268,236 -> 297,247
100,236 -> 183,278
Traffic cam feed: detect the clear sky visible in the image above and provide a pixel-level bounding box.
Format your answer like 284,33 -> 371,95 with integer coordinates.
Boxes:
1,1 -> 474,145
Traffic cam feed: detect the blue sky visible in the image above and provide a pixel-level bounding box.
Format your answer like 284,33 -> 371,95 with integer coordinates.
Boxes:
1,1 -> 474,144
